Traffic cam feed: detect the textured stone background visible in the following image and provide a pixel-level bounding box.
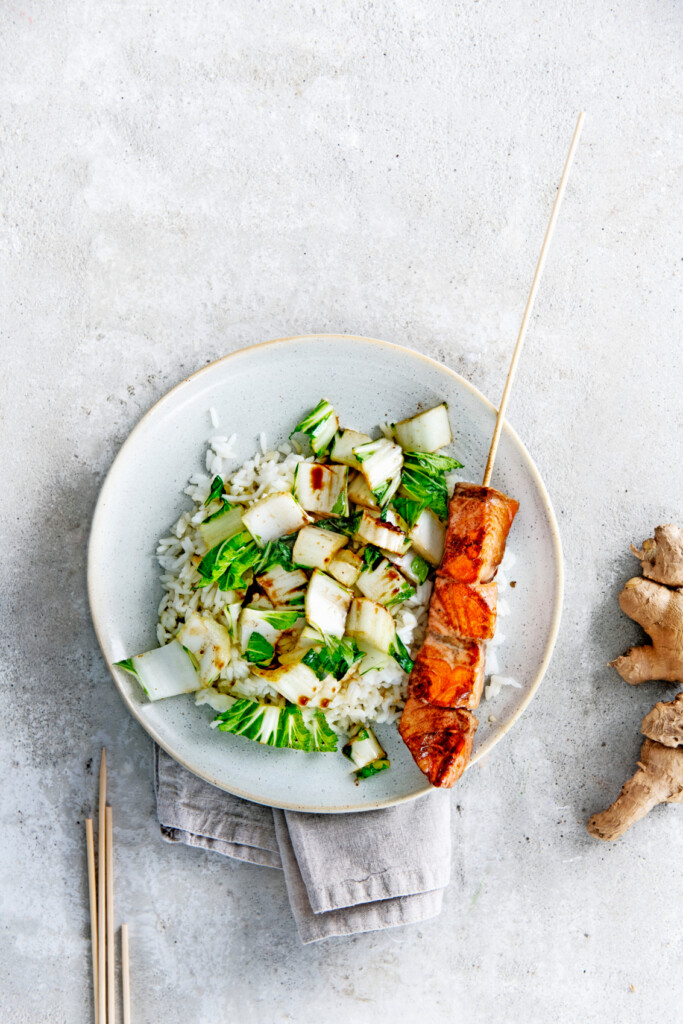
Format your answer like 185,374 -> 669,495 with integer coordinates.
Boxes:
1,1 -> 681,1021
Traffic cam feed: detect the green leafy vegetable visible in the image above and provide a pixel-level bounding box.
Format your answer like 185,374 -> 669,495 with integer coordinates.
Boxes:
290,399 -> 338,454
215,699 -> 312,750
115,641 -> 199,700
196,531 -> 261,591
396,450 -> 462,523
115,657 -> 149,695
308,710 -> 338,752
342,725 -> 387,775
314,512 -> 362,538
342,727 -> 371,757
362,545 -> 383,571
330,487 -> 348,516
384,581 -> 416,607
202,502 -> 230,524
115,658 -> 137,676
278,706 -> 316,750
197,531 -> 253,581
255,609 -> 301,631
244,632 -> 275,664
391,495 -> 425,528
214,698 -> 337,752
355,757 -> 391,779
302,635 -> 365,681
207,475 -> 224,505
409,554 -> 430,585
372,473 -> 401,509
390,633 -> 414,673
404,452 -> 463,473
255,538 -> 293,575
399,462 -> 449,520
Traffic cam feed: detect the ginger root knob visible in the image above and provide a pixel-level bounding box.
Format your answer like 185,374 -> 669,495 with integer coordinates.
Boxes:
587,739 -> 683,841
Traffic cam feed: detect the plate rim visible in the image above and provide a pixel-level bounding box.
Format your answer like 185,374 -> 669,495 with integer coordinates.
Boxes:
88,333 -> 564,812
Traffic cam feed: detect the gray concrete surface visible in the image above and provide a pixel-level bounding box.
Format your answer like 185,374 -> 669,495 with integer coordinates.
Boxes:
1,1 -> 681,1021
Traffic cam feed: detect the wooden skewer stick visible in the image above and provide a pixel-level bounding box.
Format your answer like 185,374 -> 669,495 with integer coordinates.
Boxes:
121,924 -> 131,1024
106,805 -> 115,1024
482,111 -> 585,487
98,749 -> 107,1024
85,819 -> 99,1024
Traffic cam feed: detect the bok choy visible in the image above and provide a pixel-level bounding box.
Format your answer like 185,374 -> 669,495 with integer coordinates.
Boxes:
214,698 -> 312,750
292,525 -> 347,571
331,428 -> 372,469
409,508 -> 446,565
342,726 -> 390,779
256,563 -> 308,606
242,492 -> 311,547
293,463 -> 349,516
116,641 -> 200,701
353,437 -> 404,493
357,558 -> 415,608
290,399 -> 339,454
355,510 -> 411,556
239,607 -> 301,662
392,403 -> 453,453
198,503 -> 244,550
305,570 -> 353,637
176,612 -> 232,684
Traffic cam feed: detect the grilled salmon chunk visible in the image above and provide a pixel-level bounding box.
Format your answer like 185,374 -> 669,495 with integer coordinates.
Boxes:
428,577 -> 497,641
409,633 -> 486,709
439,483 -> 519,583
399,697 -> 478,787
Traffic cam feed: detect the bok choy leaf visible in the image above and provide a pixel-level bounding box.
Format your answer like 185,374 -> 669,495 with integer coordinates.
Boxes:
214,699 -> 313,750
244,631 -> 275,664
307,710 -> 338,752
397,451 -> 463,522
290,399 -> 339,454
115,640 -> 200,701
206,475 -> 224,505
389,633 -> 414,674
302,635 -> 365,681
355,758 -> 391,779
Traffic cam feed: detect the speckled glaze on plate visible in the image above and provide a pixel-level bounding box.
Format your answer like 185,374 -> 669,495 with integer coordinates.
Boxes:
88,334 -> 563,813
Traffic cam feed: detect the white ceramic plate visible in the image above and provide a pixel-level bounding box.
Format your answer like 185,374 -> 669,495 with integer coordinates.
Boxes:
88,335 -> 563,812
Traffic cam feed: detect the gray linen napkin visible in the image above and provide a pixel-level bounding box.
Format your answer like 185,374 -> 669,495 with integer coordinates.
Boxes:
154,746 -> 451,943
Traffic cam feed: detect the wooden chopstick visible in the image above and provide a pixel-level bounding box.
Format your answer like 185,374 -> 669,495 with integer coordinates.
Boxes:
482,111 -> 585,486
106,805 -> 115,1024
90,748 -> 131,1022
98,749 -> 107,1024
121,923 -> 131,1024
85,819 -> 99,1024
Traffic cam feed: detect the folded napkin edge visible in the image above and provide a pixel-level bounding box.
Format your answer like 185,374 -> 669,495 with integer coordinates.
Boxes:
308,861 -> 452,914
299,888 -> 445,943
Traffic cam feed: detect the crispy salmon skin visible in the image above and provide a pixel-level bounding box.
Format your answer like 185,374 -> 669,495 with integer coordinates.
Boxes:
409,634 -> 486,709
439,483 -> 519,584
399,698 -> 478,787
428,577 -> 497,641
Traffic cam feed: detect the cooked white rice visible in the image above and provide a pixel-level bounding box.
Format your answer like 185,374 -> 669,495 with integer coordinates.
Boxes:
156,433 -> 514,732
156,435 -> 435,733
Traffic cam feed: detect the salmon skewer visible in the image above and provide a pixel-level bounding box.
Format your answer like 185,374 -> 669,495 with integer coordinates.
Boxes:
409,636 -> 487,710
399,698 -> 478,788
440,484 -> 519,584
428,577 -> 498,642
400,114 -> 584,787
400,484 -> 519,786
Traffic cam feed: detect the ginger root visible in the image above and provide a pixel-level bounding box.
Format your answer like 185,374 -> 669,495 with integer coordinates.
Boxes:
609,578 -> 683,684
609,524 -> 683,687
586,738 -> 683,841
641,691 -> 683,747
588,525 -> 683,841
632,524 -> 683,588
